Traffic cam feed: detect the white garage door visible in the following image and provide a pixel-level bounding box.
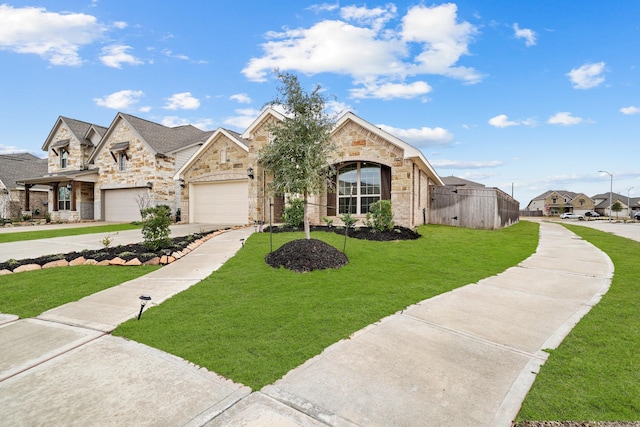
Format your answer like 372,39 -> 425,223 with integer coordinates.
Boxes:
104,188 -> 148,222
192,181 -> 248,224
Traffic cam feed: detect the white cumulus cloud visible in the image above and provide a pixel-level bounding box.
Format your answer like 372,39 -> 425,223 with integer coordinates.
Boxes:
0,4 -> 105,66
567,62 -> 606,89
548,112 -> 583,125
513,23 -> 536,46
376,124 -> 453,147
161,116 -> 214,130
99,45 -> 142,68
620,105 -> 640,115
230,93 -> 252,104
164,92 -> 200,110
223,108 -> 262,130
488,114 -> 535,128
94,90 -> 144,109
242,3 -> 480,99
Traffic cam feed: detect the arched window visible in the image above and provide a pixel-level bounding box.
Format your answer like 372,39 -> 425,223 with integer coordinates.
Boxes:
334,162 -> 390,215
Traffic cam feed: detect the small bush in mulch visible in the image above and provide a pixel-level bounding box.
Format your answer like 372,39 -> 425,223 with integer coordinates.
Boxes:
0,231 -> 215,271
264,225 -> 421,241
265,239 -> 348,273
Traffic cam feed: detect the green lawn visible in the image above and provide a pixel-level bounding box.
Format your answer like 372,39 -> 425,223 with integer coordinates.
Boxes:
113,221 -> 539,390
516,224 -> 640,422
0,223 -> 141,243
0,265 -> 160,318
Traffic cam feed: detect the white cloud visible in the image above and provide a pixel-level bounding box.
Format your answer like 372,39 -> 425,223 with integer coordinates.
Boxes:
620,105 -> 640,115
489,114 -> 518,128
307,3 -> 339,13
326,100 -> 352,116
431,159 -> 504,169
242,3 -> 480,99
94,90 -> 144,109
0,4 -> 105,66
161,116 -> 214,130
513,23 -> 536,46
567,62 -> 606,89
548,111 -> 583,125
164,92 -> 200,110
340,4 -> 396,31
350,81 -> 431,100
488,114 -> 536,128
99,45 -> 143,68
223,108 -> 262,130
112,21 -> 127,29
230,93 -> 252,104
376,124 -> 453,147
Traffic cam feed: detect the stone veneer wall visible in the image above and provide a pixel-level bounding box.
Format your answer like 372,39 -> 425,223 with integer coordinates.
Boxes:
47,123 -> 89,173
180,133 -> 249,221
93,119 -> 178,216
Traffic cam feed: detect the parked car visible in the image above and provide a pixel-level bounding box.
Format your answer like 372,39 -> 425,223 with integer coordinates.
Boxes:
584,211 -> 600,217
634,212 -> 640,220
560,212 -> 585,220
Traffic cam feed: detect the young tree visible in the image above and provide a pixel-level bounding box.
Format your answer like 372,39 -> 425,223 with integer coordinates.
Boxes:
611,200 -> 623,219
258,72 -> 337,239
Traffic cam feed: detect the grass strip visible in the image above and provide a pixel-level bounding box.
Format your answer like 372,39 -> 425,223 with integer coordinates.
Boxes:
0,265 -> 160,318
114,221 -> 539,390
0,223 -> 141,243
516,224 -> 640,422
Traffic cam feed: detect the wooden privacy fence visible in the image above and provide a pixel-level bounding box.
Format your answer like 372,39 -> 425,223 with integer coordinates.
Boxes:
428,185 -> 520,230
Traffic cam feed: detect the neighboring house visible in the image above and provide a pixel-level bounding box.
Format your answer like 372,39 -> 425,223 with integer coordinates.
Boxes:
440,176 -> 486,188
175,107 -> 446,229
592,192 -> 633,218
0,153 -> 48,219
526,190 -> 595,216
20,114 -> 211,222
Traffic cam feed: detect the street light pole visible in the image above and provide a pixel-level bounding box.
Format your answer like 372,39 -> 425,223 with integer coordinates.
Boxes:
599,170 -> 613,222
628,187 -> 634,218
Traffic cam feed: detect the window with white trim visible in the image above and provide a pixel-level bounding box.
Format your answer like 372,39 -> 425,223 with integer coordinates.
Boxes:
60,148 -> 68,169
58,186 -> 71,210
338,162 -> 381,214
118,152 -> 127,171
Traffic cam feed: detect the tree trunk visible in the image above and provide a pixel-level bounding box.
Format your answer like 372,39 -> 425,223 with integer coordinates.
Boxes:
303,192 -> 310,239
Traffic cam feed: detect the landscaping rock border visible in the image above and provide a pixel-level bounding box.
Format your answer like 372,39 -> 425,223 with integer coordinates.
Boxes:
0,227 -> 240,275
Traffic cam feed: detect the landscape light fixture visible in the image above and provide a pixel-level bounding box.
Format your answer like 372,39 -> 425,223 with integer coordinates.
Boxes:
598,170 -> 613,222
137,295 -> 151,320
247,167 -> 254,179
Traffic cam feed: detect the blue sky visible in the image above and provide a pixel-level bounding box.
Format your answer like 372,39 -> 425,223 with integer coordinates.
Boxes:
1,1 -> 639,206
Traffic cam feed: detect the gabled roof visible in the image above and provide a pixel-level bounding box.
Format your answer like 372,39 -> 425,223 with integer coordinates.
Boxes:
42,116 -> 105,151
89,113 -> 212,162
240,107 -> 286,139
593,192 -> 629,208
529,190 -> 580,202
174,128 -> 250,179
0,153 -> 48,190
334,111 -> 444,185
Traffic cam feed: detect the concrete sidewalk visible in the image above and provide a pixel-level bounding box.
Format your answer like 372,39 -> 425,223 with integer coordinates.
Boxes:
0,222 -> 613,426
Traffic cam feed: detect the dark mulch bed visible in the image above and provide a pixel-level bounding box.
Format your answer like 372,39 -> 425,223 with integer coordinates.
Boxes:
0,231 -> 216,271
265,225 -> 421,241
263,225 -> 419,273
265,238 -> 348,273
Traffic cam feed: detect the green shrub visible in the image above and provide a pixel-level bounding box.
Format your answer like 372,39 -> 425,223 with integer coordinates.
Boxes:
140,205 -> 172,251
364,200 -> 394,232
340,212 -> 358,229
282,198 -> 304,228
